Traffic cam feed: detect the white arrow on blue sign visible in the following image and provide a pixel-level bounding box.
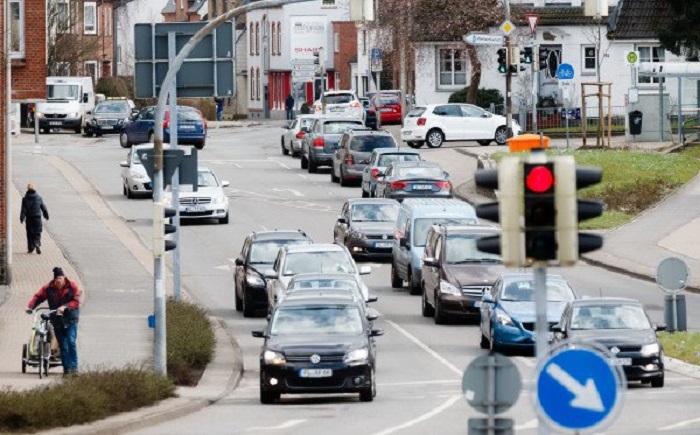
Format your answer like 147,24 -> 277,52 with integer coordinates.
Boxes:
556,63 -> 575,80
534,346 -> 625,433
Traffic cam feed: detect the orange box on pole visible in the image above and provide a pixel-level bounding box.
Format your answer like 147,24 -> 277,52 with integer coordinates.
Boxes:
507,133 -> 550,152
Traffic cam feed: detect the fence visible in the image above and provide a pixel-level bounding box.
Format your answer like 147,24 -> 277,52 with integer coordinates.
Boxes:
490,105 -> 629,135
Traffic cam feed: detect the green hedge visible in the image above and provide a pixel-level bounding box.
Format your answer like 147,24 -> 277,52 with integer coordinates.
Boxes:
166,298 -> 215,386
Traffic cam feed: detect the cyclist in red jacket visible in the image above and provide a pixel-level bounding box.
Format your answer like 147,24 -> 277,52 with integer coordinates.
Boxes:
27,267 -> 82,376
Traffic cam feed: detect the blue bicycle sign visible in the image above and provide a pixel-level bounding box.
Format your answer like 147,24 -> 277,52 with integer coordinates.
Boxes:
556,63 -> 575,81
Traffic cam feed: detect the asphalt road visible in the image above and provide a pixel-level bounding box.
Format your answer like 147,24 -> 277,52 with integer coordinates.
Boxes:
13,124 -> 700,435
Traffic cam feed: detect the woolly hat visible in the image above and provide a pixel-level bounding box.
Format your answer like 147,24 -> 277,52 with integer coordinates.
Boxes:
27,183 -> 35,191
53,267 -> 65,279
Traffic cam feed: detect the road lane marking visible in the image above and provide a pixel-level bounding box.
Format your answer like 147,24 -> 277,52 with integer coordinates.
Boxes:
297,174 -> 308,179
384,319 -> 462,376
515,356 -> 535,368
372,395 -> 461,435
659,416 -> 700,431
246,419 -> 307,431
515,419 -> 538,430
268,188 -> 304,197
214,265 -> 230,271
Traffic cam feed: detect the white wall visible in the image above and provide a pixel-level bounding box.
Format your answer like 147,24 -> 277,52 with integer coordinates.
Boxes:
116,0 -> 168,76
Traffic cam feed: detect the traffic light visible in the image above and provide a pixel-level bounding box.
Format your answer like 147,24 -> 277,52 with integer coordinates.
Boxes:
554,156 -> 604,266
474,157 -> 524,267
509,47 -> 522,74
521,46 -> 533,64
153,202 -> 177,257
538,46 -> 549,72
497,48 -> 507,74
523,161 -> 557,261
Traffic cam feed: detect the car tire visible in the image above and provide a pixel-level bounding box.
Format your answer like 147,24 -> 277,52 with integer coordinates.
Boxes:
301,155 -> 309,169
119,132 -> 131,148
406,141 -> 425,149
489,325 -> 498,352
359,369 -> 376,402
122,184 -> 127,196
84,131 -> 94,137
339,168 -> 350,187
234,281 -> 243,312
331,166 -> 340,183
195,140 -> 205,150
361,188 -> 369,198
651,374 -> 664,388
421,285 -> 435,317
477,140 -> 492,146
495,126 -> 507,145
22,344 -> 27,374
308,157 -> 318,173
243,291 -> 256,318
75,126 -> 82,134
219,213 -> 229,224
391,263 -> 403,288
126,186 -> 134,199
426,129 -> 444,148
95,133 -> 103,137
480,332 -> 489,349
408,270 -> 421,295
281,137 -> 289,155
260,388 -> 279,404
42,128 -> 51,134
434,293 -> 447,324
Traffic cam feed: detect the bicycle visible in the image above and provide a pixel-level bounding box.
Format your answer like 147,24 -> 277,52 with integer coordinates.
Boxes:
22,307 -> 62,378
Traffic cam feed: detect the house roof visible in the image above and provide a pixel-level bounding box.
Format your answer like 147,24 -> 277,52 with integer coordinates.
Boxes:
511,6 -> 615,27
608,0 -> 672,39
162,0 -> 206,15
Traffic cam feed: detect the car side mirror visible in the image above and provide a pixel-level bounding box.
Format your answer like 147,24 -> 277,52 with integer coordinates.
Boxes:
367,311 -> 379,322
443,171 -> 450,178
119,161 -> 129,168
235,257 -> 244,266
370,328 -> 384,337
251,330 -> 266,338
83,94 -> 89,103
132,109 -> 139,115
423,257 -> 438,268
550,324 -> 563,333
359,265 -> 372,275
367,295 -> 378,303
86,110 -> 92,115
263,269 -> 277,279
482,293 -> 494,304
337,216 -> 347,224
222,180 -> 230,188
654,324 -> 667,332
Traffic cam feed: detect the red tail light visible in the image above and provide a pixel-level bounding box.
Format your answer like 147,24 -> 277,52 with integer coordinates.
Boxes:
163,112 -> 170,129
313,137 -> 325,148
368,110 -> 375,115
296,131 -> 305,139
371,168 -> 380,178
203,118 -> 208,130
391,181 -> 408,189
435,181 -> 451,189
345,154 -> 354,165
417,118 -> 426,126
350,101 -> 361,108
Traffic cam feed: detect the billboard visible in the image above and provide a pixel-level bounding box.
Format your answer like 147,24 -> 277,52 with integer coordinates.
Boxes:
290,16 -> 327,61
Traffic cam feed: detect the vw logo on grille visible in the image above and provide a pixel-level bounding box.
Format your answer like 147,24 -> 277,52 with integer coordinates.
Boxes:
309,354 -> 321,364
382,234 -> 388,240
610,346 -> 620,355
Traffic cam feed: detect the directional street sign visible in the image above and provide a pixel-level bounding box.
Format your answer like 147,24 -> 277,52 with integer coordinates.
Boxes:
291,58 -> 315,65
556,63 -> 575,81
292,70 -> 315,80
292,64 -> 316,71
534,345 -> 625,433
463,33 -> 505,45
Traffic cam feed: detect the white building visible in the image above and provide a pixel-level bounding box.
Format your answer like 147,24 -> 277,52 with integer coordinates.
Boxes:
115,0 -> 169,76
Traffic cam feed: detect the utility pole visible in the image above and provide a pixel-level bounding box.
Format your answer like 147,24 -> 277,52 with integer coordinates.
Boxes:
504,0 -> 513,138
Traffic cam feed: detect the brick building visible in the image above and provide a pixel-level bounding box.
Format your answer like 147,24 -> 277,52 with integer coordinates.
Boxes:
332,21 -> 357,93
162,0 -> 207,22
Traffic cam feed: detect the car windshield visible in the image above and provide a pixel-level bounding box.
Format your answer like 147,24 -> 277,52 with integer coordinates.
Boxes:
351,203 -> 399,222
412,218 -> 477,247
350,136 -> 396,151
270,305 -> 364,336
47,84 -> 79,100
445,234 -> 502,263
323,93 -> 354,104
249,239 -> 308,264
290,278 -> 359,291
95,102 -> 129,113
377,154 -> 420,167
500,279 -> 575,302
132,150 -> 147,164
396,166 -> 444,179
323,121 -> 364,134
283,251 -> 356,275
197,171 -> 218,187
570,304 -> 652,330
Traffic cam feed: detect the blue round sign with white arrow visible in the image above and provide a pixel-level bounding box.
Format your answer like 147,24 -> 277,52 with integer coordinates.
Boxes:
534,345 -> 625,433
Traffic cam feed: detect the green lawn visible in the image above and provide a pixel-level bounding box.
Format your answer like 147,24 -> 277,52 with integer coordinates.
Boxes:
659,332 -> 700,365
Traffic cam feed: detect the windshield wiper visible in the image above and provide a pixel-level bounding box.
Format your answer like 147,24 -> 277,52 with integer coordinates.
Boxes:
478,258 -> 502,263
450,259 -> 483,264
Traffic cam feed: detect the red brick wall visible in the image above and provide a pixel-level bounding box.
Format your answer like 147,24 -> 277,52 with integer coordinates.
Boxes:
0,0 -> 6,283
12,0 -> 47,100
332,21 -> 357,92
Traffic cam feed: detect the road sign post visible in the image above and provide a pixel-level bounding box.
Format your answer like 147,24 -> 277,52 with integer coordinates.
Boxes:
657,257 -> 690,331
556,63 -> 575,147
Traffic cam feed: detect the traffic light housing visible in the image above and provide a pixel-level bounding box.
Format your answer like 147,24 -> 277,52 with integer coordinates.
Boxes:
538,46 -> 549,72
521,46 -> 533,64
523,162 -> 557,261
497,48 -> 507,74
474,157 -> 524,267
509,47 -> 523,74
153,202 -> 177,257
313,51 -> 322,76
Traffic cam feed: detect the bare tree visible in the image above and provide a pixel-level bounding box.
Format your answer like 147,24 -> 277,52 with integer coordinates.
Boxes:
46,0 -> 101,76
581,18 -> 614,83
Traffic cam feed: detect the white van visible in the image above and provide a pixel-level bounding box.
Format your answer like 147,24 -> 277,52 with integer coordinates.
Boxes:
35,76 -> 95,134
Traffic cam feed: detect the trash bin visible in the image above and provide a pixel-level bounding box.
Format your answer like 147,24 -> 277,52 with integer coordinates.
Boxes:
629,110 -> 643,135
507,133 -> 550,152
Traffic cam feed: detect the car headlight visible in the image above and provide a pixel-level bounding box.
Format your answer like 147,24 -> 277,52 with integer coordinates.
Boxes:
246,274 -> 265,287
89,118 -> 97,124
132,173 -> 145,179
349,230 -> 366,240
69,112 -> 79,118
35,112 -> 44,119
496,311 -> 514,327
344,348 -> 369,365
161,196 -> 172,205
640,343 -> 660,356
213,195 -> 226,205
263,350 -> 286,365
439,280 -> 461,296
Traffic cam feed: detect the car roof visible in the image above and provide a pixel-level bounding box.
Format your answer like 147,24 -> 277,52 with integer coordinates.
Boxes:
571,297 -> 642,306
289,273 -> 359,281
389,161 -> 441,169
285,243 -> 346,253
347,130 -> 393,137
250,230 -> 310,241
432,224 -> 499,234
323,90 -> 356,96
372,148 -> 419,155
498,273 -> 566,281
132,143 -> 154,151
296,114 -> 318,119
400,198 -> 478,219
318,117 -> 364,123
346,198 -> 399,206
276,294 -> 362,308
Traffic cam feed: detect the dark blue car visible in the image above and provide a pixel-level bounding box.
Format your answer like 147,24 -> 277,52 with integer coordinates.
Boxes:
119,105 -> 208,149
360,97 -> 378,129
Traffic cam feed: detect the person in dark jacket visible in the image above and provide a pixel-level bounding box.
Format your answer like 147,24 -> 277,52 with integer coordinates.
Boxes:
285,94 -> 295,120
20,183 -> 49,254
27,267 -> 82,376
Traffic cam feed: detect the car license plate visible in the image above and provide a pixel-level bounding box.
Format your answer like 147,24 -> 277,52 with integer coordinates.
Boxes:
299,368 -> 332,378
180,125 -> 195,130
380,108 -> 392,112
330,107 -> 343,112
102,125 -> 113,130
609,358 -> 632,366
403,131 -> 412,135
413,184 -> 432,190
50,121 -> 62,126
374,242 -> 392,248
186,206 -> 206,212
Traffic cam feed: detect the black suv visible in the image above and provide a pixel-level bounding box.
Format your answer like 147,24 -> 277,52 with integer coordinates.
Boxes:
420,224 -> 505,324
300,117 -> 366,173
234,230 -> 312,317
331,129 -> 397,186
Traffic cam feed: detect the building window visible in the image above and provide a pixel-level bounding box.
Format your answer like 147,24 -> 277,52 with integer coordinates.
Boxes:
250,68 -> 255,100
84,2 -> 97,35
255,22 -> 260,55
56,0 -> 71,34
582,46 -> 596,72
638,46 -> 665,84
277,21 -> 282,55
9,0 -> 25,57
334,32 -> 339,53
249,22 -> 254,55
84,61 -> 99,82
103,5 -> 112,36
256,68 -> 261,101
438,48 -> 467,88
362,30 -> 367,55
321,0 -> 336,7
55,62 -> 71,76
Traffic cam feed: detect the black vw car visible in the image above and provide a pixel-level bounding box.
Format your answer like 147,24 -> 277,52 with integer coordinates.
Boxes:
252,295 -> 383,404
234,230 -> 312,317
333,198 -> 400,260
552,297 -> 666,388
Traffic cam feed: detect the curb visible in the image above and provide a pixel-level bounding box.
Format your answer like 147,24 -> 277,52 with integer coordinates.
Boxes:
664,356 -> 700,380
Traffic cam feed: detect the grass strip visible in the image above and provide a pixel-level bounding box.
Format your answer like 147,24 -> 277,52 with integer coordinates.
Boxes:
659,332 -> 700,366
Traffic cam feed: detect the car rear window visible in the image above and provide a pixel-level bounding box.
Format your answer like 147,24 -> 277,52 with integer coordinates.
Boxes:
407,107 -> 426,117
323,93 -> 354,104
177,110 -> 202,121
379,96 -> 400,105
350,136 -> 396,151
323,121 -> 364,134
95,102 -> 129,113
397,166 -> 444,179
378,153 -> 421,167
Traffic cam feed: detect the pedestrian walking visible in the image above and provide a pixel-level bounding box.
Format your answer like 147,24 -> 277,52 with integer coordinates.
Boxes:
285,94 -> 295,120
20,183 -> 49,254
27,267 -> 82,376
214,97 -> 224,121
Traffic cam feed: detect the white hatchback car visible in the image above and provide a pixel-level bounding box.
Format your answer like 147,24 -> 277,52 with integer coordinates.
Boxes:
164,168 -> 230,224
313,91 -> 365,122
401,103 -> 521,148
120,143 -> 153,198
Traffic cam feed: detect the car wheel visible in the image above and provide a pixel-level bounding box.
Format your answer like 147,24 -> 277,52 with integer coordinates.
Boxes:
495,126 -> 507,145
408,270 -> 421,295
480,331 -> 489,349
219,213 -> 229,224
301,154 -> 309,169
391,263 -> 403,288
84,131 -> 94,137
242,290 -> 256,318
126,186 -> 134,199
426,129 -> 444,148
421,285 -> 435,317
75,126 -> 82,134
477,140 -> 492,146
122,184 -> 127,196
406,141 -> 425,149
195,141 -> 205,150
651,374 -> 664,388
234,280 -> 243,312
95,133 -> 103,137
148,132 -> 155,143
339,168 -> 350,187
489,324 -> 498,352
22,344 -> 27,374
330,166 -> 340,183
281,137 -> 289,155
361,188 -> 369,198
434,293 -> 447,324
260,387 -> 279,404
119,132 -> 131,148
308,157 -> 318,173
42,128 -> 51,134
359,369 -> 376,402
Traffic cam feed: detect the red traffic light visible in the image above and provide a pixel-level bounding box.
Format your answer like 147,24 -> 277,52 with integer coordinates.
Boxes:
525,165 -> 554,193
